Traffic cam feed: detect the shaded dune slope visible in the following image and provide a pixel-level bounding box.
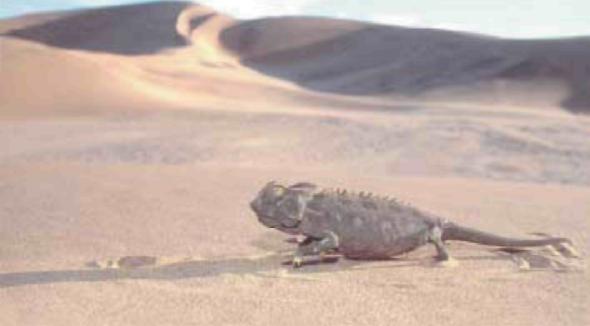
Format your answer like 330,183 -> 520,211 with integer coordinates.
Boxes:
2,1 -> 193,55
221,18 -> 590,112
1,1 -> 589,112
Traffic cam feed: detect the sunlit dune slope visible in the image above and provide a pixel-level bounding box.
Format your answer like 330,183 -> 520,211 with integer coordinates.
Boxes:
0,38 -> 163,116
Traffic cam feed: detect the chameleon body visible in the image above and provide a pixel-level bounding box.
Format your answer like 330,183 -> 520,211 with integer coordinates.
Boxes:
249,181 -> 577,267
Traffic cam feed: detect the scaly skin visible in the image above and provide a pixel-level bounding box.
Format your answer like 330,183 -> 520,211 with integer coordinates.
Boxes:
250,181 -> 578,268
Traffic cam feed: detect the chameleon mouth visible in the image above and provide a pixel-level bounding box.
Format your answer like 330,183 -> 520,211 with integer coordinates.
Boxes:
257,215 -> 281,228
258,215 -> 300,234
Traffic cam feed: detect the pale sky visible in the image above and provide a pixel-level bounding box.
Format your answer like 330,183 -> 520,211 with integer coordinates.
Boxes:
1,0 -> 589,39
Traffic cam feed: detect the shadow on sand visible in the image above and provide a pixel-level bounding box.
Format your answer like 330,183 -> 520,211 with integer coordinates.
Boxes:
0,253 -> 424,288
0,246 -> 572,288
0,255 -> 280,288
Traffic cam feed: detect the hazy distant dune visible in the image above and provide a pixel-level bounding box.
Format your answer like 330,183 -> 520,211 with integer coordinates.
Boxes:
221,16 -> 367,58
225,24 -> 514,91
221,18 -> 590,111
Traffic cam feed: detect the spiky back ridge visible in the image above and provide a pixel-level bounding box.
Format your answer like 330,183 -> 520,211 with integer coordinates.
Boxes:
314,187 -> 421,214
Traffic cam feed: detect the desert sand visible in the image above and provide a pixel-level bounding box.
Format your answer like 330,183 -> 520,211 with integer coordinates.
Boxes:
1,2 -> 589,325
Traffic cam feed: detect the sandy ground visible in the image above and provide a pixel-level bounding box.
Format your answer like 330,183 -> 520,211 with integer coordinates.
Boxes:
1,109 -> 589,326
1,2 -> 590,325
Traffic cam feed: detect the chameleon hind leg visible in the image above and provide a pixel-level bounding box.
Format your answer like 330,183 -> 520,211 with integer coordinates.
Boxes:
293,232 -> 339,268
429,225 -> 458,267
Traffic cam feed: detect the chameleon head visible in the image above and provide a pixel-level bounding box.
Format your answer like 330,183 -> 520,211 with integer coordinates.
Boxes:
250,181 -> 318,234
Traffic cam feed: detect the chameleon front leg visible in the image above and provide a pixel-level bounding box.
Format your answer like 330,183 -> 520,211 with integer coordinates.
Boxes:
293,232 -> 339,268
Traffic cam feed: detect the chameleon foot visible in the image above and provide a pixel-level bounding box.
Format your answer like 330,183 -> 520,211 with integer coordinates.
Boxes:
435,256 -> 459,268
292,256 -> 304,268
555,242 -> 580,258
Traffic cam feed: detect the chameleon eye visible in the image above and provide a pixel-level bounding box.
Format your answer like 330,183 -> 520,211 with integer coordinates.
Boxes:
272,186 -> 286,197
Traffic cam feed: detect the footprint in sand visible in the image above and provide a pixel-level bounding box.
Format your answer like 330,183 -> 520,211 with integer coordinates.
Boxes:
496,247 -> 582,272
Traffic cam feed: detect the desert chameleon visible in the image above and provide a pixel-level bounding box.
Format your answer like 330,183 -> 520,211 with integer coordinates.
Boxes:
249,181 -> 578,267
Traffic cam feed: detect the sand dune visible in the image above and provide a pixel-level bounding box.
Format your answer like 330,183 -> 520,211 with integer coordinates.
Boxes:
0,2 -> 366,116
222,18 -> 590,111
2,1 -> 589,115
1,2 -> 590,326
0,37 -> 171,116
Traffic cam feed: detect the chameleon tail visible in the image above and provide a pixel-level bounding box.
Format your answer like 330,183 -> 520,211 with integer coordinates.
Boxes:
442,222 -> 571,248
